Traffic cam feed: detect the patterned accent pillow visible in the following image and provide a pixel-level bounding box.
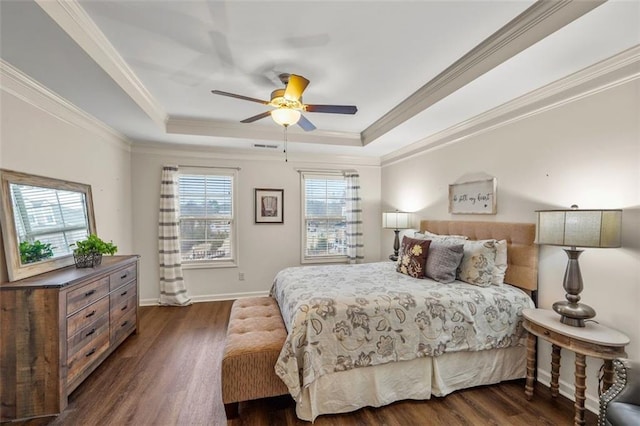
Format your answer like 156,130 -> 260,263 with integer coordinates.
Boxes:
425,241 -> 465,283
396,236 -> 431,279
492,239 -> 508,285
457,240 -> 498,287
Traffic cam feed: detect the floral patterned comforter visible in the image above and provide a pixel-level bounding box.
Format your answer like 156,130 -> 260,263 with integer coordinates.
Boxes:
270,261 -> 534,401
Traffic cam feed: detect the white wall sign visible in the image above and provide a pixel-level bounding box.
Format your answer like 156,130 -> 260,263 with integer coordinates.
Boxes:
448,178 -> 497,214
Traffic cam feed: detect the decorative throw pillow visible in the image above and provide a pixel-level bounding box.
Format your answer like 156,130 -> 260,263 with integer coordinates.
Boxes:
396,236 -> 431,279
456,240 -> 498,287
492,239 -> 508,285
425,241 -> 465,283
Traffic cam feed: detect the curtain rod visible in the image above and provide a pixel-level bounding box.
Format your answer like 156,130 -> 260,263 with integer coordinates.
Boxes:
178,165 -> 241,171
296,168 -> 358,175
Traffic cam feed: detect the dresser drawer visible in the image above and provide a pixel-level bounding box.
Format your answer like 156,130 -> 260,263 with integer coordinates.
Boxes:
109,264 -> 137,291
66,331 -> 109,384
67,297 -> 109,338
67,313 -> 109,359
67,277 -> 109,315
110,286 -> 137,324
110,281 -> 136,307
111,307 -> 136,345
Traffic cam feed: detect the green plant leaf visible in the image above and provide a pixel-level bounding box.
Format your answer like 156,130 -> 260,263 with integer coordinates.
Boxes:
71,234 -> 118,256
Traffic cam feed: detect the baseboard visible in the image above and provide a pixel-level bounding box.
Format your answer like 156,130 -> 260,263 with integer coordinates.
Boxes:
139,290 -> 270,306
537,369 -> 599,415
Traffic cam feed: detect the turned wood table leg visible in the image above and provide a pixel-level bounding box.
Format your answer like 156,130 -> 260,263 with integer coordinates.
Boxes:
525,331 -> 536,400
551,344 -> 561,397
602,359 -> 615,394
574,353 -> 587,426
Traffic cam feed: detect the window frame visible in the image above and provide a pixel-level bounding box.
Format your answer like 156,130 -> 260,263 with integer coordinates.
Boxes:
300,172 -> 348,264
178,167 -> 238,269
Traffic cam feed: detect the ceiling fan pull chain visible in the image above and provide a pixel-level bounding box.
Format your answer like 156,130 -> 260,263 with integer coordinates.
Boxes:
284,126 -> 288,162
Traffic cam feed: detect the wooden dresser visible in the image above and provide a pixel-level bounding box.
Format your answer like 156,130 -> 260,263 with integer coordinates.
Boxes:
0,255 -> 139,421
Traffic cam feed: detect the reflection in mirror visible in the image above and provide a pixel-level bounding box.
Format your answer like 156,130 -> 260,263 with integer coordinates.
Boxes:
12,183 -> 90,263
0,169 -> 96,281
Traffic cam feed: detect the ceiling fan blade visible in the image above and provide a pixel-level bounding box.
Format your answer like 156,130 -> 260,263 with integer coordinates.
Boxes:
284,74 -> 310,101
240,110 -> 272,123
305,104 -> 358,114
297,114 -> 316,132
211,90 -> 269,105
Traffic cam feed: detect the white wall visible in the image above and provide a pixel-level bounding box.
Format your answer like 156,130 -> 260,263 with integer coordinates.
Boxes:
381,78 -> 640,413
0,88 -> 133,283
131,145 -> 382,304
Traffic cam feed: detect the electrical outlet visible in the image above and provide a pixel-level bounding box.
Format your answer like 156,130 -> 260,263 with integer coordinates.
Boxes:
238,272 -> 245,281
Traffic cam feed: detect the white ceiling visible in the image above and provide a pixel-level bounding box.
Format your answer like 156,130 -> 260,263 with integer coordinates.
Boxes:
1,1 -> 639,159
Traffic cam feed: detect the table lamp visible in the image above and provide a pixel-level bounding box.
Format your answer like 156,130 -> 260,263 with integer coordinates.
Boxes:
535,205 -> 622,327
382,211 -> 412,261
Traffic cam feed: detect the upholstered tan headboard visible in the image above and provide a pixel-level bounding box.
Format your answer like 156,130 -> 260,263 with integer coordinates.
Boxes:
419,220 -> 538,292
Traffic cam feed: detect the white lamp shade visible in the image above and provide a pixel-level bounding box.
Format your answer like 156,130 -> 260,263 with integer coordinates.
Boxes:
382,211 -> 411,229
271,108 -> 301,126
536,209 -> 622,248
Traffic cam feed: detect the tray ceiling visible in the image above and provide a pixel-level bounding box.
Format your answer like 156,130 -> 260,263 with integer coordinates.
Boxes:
1,0 -> 638,158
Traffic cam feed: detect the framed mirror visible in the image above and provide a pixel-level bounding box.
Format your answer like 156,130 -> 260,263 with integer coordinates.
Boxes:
0,169 -> 96,281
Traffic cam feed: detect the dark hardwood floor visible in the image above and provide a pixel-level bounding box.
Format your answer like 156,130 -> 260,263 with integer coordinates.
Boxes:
16,301 -> 597,425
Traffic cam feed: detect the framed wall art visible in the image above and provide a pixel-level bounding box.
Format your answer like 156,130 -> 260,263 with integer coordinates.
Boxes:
255,188 -> 284,224
449,177 -> 497,214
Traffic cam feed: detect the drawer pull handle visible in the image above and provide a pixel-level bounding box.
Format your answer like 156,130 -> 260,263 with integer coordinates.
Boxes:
85,310 -> 96,318
121,305 -> 128,311
85,289 -> 96,297
121,290 -> 128,296
120,273 -> 128,280
121,320 -> 129,328
544,331 -> 551,336
85,328 -> 96,337
85,348 -> 96,357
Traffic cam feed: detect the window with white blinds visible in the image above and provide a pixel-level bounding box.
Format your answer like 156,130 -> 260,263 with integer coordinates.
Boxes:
11,184 -> 89,259
178,169 -> 236,265
301,173 -> 347,262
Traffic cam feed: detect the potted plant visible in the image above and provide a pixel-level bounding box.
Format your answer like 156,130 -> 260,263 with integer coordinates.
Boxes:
19,240 -> 54,264
71,234 -> 118,268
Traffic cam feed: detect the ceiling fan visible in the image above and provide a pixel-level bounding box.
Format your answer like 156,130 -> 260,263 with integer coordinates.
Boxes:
211,73 -> 357,131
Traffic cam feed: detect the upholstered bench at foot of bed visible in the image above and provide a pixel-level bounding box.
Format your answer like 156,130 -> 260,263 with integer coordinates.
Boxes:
222,296 -> 289,419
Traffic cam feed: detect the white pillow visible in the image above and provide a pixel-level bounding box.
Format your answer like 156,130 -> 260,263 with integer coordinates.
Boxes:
492,240 -> 508,285
414,231 -> 469,241
456,240 -> 497,287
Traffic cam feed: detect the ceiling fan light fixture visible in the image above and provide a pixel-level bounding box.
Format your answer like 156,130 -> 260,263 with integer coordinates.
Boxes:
212,72 -> 357,132
271,108 -> 301,127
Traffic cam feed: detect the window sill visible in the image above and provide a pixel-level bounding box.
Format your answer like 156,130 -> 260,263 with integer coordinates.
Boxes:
182,260 -> 237,269
301,256 -> 348,265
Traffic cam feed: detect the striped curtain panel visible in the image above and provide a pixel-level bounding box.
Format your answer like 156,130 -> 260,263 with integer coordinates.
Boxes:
158,166 -> 191,306
345,173 -> 364,264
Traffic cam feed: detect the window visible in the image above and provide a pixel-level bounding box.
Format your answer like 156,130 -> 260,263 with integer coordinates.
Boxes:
301,173 -> 347,262
178,169 -> 237,267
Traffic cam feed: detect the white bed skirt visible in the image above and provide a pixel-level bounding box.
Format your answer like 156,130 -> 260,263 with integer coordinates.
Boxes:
296,346 -> 527,422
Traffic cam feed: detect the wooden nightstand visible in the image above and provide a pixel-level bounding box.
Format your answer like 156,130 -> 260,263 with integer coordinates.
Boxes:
522,308 -> 629,426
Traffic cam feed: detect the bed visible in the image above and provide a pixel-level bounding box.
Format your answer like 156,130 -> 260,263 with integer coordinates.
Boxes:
270,220 -> 538,421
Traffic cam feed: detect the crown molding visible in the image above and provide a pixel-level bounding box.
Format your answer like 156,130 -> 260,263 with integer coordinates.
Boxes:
34,0 -> 167,129
381,45 -> 640,167
1,59 -> 132,151
166,117 -> 363,147
362,0 -> 606,146
131,140 -> 381,167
